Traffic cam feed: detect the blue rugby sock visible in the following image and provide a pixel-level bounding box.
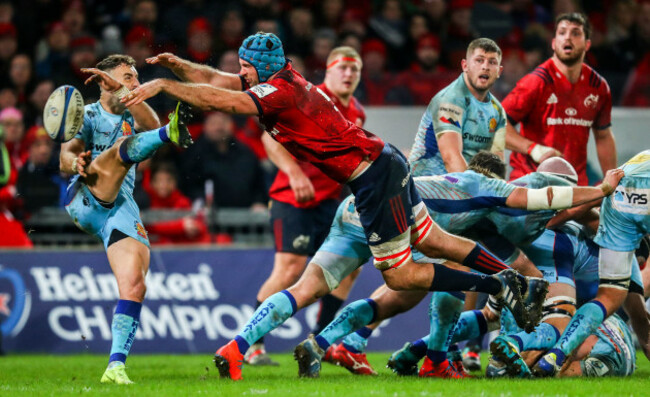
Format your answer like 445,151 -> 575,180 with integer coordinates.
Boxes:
410,338 -> 428,359
315,299 -> 377,351
341,326 -> 373,353
509,322 -> 560,351
555,300 -> 607,360
118,127 -> 170,164
235,290 -> 297,354
427,292 -> 464,364
109,299 -> 142,365
451,309 -> 488,344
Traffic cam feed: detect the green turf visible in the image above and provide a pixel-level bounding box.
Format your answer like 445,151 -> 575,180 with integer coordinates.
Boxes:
1,352 -> 649,396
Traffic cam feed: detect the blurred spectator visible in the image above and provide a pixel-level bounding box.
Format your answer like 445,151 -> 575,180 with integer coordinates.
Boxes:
35,22 -> 71,80
421,0 -> 448,37
606,0 -> 636,45
62,0 -> 86,38
242,0 -> 281,27
356,38 -> 408,105
0,87 -> 16,109
253,18 -> 281,37
180,112 -> 267,210
339,32 -> 363,54
24,79 -> 54,128
16,127 -> 65,217
339,7 -> 368,38
9,54 -> 33,109
305,29 -> 336,81
521,28 -> 549,71
1,107 -> 27,169
0,23 -> 17,80
398,33 -> 455,105
161,0 -> 220,44
444,0 -> 479,68
214,9 -> 246,55
101,25 -> 124,56
317,0 -> 344,30
368,0 -> 408,69
511,0 -> 552,31
492,48 -> 528,100
218,50 -> 241,74
551,0 -> 582,18
131,0 -> 158,31
285,8 -> 314,57
143,163 -> 209,244
184,17 -> 214,65
55,35 -> 99,103
124,25 -> 176,113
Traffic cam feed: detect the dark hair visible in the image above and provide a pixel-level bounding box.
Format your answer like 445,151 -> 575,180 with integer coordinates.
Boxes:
96,54 -> 136,72
554,12 -> 591,40
467,38 -> 502,59
468,151 -> 506,179
151,162 -> 179,182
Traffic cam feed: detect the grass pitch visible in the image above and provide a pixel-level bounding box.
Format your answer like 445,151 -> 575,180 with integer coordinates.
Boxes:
1,352 -> 649,396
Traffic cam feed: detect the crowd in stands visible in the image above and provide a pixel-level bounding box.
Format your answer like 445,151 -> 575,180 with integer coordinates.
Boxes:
1,0 -> 649,246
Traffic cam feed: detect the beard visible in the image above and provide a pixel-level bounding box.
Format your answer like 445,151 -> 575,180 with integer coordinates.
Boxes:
554,47 -> 584,67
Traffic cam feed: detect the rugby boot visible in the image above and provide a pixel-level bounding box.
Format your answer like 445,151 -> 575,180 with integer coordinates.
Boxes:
493,269 -> 528,331
522,277 -> 550,332
214,340 -> 244,381
244,343 -> 279,366
166,102 -> 193,148
387,342 -> 420,376
419,358 -> 471,379
489,335 -> 532,378
294,334 -> 324,378
485,357 -> 508,378
330,343 -> 377,375
100,363 -> 133,385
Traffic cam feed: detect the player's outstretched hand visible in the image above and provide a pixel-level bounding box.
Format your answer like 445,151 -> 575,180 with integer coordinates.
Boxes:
146,53 -> 184,69
600,168 -> 625,195
121,79 -> 164,107
81,68 -> 122,92
76,150 -> 92,177
537,148 -> 563,163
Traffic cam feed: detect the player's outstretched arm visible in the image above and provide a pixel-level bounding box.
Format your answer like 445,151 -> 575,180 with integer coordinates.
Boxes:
262,134 -> 315,203
82,67 -> 161,131
505,122 -> 561,163
437,132 -> 468,173
505,169 -> 624,210
146,53 -> 242,90
593,126 -> 617,175
122,79 -> 259,115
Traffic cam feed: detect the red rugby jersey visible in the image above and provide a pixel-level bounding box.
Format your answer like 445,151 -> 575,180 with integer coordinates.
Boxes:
502,59 -> 612,185
268,83 -> 367,208
245,63 -> 384,184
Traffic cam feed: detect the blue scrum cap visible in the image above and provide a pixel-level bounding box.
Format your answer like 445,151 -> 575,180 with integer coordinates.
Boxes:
238,32 -> 286,82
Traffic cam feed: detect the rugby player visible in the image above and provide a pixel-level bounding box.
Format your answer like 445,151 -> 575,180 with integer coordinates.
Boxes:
60,55 -> 192,384
533,150 -> 650,376
123,32 -> 623,380
246,46 -> 365,366
503,12 -> 617,185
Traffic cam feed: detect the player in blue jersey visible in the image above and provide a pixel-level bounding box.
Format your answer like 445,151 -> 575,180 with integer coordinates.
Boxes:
408,38 -> 507,176
59,55 -> 192,384
533,150 -> 650,377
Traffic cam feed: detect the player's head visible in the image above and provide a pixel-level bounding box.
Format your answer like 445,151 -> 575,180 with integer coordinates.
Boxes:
96,54 -> 139,91
461,38 -> 503,95
468,151 -> 506,179
238,32 -> 286,86
324,46 -> 362,99
537,157 -> 578,186
552,12 -> 591,67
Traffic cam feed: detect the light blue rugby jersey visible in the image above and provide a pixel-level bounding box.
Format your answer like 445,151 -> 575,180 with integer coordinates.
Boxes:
408,73 -> 507,177
487,172 -> 572,246
69,102 -> 137,195
329,171 -> 517,257
595,150 -> 650,251
591,314 -> 636,376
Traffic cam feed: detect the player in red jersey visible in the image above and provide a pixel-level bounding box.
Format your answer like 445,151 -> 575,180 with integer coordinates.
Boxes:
124,32 -> 611,380
503,13 -> 617,186
246,47 -> 366,366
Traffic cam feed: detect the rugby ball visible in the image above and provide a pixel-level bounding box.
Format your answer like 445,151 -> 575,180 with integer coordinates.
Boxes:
43,85 -> 85,143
